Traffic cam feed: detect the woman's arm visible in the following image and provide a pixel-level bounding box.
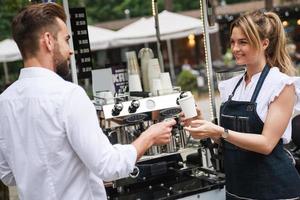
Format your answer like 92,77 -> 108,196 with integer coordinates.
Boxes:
185,84 -> 295,155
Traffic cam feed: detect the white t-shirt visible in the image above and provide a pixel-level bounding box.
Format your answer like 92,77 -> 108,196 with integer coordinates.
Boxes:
0,67 -> 137,200
218,67 -> 300,143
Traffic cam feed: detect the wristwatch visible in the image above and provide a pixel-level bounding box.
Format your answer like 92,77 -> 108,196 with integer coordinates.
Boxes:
222,128 -> 229,139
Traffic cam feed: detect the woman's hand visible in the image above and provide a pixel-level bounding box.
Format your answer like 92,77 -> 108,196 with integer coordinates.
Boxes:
179,107 -> 203,127
184,120 -> 223,140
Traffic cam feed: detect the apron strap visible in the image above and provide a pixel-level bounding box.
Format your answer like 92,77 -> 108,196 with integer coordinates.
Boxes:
250,65 -> 270,103
228,65 -> 270,102
228,75 -> 244,101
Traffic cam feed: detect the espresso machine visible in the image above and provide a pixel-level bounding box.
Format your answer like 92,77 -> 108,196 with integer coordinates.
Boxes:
96,91 -> 225,200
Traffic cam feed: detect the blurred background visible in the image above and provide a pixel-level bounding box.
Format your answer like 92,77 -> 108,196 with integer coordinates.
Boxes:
0,1 -> 300,199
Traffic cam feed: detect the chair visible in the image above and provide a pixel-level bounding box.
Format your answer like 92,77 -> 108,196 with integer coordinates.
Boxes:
292,115 -> 300,149
291,115 -> 300,173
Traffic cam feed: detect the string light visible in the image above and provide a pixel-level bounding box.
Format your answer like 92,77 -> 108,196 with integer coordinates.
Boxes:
282,20 -> 289,27
199,0 -> 215,122
297,19 -> 300,26
152,0 -> 156,16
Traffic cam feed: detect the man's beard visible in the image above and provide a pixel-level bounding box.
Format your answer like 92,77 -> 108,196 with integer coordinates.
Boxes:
53,44 -> 71,80
56,59 -> 71,80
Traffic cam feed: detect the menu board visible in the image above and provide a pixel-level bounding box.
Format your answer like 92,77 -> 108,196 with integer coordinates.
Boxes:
69,7 -> 93,79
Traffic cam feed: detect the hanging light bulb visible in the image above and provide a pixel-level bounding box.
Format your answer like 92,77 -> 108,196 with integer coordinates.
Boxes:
188,33 -> 196,48
282,20 -> 289,27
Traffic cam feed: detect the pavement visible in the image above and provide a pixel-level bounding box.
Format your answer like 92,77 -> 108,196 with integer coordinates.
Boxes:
9,187 -> 18,200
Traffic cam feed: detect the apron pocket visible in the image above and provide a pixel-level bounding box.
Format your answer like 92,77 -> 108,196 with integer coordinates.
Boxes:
237,116 -> 250,132
220,114 -> 236,130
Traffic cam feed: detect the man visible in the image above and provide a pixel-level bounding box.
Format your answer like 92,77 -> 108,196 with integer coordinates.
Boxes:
0,3 -> 175,200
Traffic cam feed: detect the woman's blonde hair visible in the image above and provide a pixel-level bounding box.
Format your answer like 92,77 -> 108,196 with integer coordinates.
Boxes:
230,11 -> 295,75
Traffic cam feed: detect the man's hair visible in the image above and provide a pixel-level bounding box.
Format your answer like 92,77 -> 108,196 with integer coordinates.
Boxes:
12,3 -> 66,59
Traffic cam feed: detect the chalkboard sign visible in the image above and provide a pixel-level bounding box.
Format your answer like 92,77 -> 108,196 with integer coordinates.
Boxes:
69,7 -> 93,79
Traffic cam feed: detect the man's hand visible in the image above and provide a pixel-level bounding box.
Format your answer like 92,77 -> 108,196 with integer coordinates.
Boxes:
132,119 -> 176,160
143,119 -> 176,145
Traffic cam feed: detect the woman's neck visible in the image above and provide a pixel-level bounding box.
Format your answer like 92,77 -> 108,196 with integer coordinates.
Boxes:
245,60 -> 267,84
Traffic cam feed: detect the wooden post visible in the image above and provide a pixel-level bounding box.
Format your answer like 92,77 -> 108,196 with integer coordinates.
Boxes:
265,0 -> 274,10
164,0 -> 173,11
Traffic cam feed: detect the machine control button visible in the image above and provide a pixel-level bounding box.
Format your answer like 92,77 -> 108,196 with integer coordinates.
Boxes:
111,103 -> 123,116
128,100 -> 140,113
146,99 -> 155,109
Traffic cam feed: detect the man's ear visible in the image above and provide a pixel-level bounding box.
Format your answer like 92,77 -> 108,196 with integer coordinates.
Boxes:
42,32 -> 54,52
262,38 -> 269,50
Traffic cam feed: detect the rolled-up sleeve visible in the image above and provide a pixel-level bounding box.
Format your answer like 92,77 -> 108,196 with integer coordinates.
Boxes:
63,87 -> 137,181
0,148 -> 15,186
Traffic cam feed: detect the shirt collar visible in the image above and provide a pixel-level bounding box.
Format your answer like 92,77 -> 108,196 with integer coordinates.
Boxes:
243,71 -> 262,83
19,67 -> 63,81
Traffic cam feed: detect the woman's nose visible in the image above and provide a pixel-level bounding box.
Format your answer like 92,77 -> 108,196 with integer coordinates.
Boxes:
231,43 -> 240,52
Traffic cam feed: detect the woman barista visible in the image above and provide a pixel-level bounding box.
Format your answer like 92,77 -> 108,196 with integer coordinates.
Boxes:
184,11 -> 300,199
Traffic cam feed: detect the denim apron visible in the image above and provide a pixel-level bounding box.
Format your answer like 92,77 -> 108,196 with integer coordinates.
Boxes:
220,65 -> 300,200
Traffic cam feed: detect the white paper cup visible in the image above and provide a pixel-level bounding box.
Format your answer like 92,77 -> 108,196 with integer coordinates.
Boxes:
151,78 -> 162,96
128,74 -> 142,92
178,95 -> 197,119
160,72 -> 173,95
148,58 -> 161,93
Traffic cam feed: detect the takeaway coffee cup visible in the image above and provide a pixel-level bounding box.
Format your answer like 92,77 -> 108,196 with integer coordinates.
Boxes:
178,93 -> 197,119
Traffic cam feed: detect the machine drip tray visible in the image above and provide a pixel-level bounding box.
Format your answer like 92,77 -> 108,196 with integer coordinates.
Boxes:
106,169 -> 225,200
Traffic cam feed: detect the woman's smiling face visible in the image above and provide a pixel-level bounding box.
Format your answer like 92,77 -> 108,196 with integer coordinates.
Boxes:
230,27 -> 262,66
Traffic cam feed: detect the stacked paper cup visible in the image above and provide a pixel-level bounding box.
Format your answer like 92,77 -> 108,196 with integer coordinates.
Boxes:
160,72 -> 173,95
128,74 -> 142,92
147,58 -> 161,95
151,78 -> 162,96
126,51 -> 143,92
138,48 -> 154,92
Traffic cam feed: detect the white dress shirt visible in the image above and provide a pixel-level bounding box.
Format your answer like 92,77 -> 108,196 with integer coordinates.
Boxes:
0,67 -> 137,200
218,67 -> 300,143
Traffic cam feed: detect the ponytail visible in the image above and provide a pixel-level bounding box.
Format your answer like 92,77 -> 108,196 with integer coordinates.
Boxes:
264,12 -> 295,76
